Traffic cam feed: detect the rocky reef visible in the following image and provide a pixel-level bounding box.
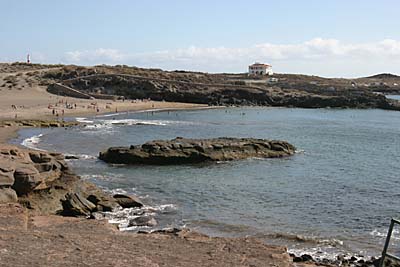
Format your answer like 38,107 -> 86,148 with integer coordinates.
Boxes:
99,137 -> 296,165
0,119 -> 79,128
0,145 -> 140,217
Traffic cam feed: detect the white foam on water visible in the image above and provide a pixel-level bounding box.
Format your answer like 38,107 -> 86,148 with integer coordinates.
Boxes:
83,123 -> 113,130
97,112 -> 123,118
109,188 -> 128,195
79,154 -> 97,160
288,247 -> 342,262
102,118 -> 196,126
370,228 -> 400,240
99,203 -> 177,231
64,154 -> 97,160
105,119 -> 168,126
143,204 -> 177,212
21,134 -> 44,150
75,117 -> 94,124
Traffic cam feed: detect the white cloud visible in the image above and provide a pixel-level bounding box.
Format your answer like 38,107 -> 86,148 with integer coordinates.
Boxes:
61,38 -> 400,77
64,48 -> 124,63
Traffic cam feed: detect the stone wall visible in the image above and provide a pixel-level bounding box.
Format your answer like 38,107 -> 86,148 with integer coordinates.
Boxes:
47,83 -> 92,99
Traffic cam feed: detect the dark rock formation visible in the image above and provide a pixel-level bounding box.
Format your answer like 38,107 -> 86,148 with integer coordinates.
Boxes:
99,137 -> 296,165
0,120 -> 79,129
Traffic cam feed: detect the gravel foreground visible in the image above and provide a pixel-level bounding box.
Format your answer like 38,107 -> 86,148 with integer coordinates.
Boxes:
0,203 -> 307,267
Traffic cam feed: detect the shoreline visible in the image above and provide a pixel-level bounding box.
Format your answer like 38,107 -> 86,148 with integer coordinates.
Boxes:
0,102 -> 215,145
0,102 -> 387,266
0,102 -> 303,267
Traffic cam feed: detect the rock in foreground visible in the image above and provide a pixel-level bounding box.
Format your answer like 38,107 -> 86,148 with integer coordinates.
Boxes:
0,145 -> 137,217
99,137 -> 296,165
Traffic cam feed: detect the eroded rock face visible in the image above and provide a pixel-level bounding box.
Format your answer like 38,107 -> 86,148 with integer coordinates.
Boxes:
0,148 -> 66,197
99,137 -> 296,165
0,188 -> 18,203
0,145 -> 126,216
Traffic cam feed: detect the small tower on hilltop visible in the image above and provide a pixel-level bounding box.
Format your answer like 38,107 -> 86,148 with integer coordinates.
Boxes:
27,54 -> 31,64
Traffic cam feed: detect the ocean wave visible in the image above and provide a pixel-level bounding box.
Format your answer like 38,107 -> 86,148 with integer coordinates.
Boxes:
83,123 -> 113,130
75,117 -> 94,124
107,188 -> 129,195
100,118 -> 195,126
370,228 -> 400,240
288,247 -> 343,262
265,232 -> 343,247
64,154 -> 97,160
96,112 -> 123,118
21,134 -> 44,150
142,204 -> 177,213
101,203 -> 177,231
104,119 -> 168,126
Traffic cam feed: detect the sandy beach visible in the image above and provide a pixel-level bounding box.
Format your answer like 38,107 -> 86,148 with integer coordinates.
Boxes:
0,68 -> 207,143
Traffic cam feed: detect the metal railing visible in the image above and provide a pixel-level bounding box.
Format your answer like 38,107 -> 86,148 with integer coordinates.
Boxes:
380,218 -> 400,267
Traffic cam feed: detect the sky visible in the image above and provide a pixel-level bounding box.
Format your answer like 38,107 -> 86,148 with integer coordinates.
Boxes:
1,0 -> 400,77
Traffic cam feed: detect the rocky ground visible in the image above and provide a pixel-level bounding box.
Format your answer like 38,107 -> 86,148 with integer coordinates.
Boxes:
99,137 -> 296,165
0,144 -> 313,267
0,203 -> 301,267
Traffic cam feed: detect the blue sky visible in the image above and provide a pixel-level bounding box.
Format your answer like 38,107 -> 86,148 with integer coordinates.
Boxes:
1,0 -> 400,77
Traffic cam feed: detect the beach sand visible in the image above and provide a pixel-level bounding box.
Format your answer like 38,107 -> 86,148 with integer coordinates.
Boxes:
0,69 -> 207,143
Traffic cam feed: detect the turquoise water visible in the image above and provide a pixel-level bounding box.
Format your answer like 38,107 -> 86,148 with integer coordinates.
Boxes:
15,107 -> 400,259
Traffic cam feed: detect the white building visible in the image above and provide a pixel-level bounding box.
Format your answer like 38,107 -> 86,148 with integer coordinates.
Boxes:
248,62 -> 273,75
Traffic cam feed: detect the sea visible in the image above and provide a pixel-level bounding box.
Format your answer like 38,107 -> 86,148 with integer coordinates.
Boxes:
13,106 -> 400,261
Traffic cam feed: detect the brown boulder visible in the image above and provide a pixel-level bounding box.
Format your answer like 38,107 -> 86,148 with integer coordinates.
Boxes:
0,188 -> 18,203
0,169 -> 15,186
113,194 -> 144,208
61,193 -> 96,217
12,165 -> 42,195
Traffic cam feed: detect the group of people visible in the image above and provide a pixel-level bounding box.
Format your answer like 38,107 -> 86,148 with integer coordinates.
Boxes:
48,99 -> 78,118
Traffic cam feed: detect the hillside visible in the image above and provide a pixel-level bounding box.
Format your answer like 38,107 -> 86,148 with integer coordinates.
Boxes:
2,62 -> 400,111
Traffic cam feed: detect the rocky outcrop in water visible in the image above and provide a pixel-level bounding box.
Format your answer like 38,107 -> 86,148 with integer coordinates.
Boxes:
99,137 -> 296,165
0,120 -> 79,128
